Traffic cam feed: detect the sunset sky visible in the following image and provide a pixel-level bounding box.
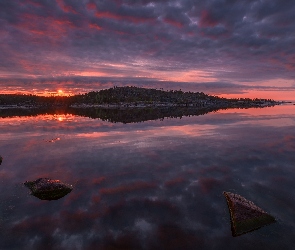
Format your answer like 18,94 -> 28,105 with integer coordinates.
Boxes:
1,0 -> 295,100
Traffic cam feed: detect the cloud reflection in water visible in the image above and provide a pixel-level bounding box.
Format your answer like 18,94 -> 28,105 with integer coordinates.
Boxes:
0,105 -> 294,249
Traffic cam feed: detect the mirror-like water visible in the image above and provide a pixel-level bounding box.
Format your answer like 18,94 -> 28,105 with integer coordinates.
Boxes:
0,105 -> 294,249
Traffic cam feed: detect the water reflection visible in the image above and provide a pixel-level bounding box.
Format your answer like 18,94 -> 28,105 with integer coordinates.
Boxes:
0,106 -> 221,123
0,105 -> 294,249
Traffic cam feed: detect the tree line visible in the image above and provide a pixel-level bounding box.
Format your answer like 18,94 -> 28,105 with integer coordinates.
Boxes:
0,86 -> 276,106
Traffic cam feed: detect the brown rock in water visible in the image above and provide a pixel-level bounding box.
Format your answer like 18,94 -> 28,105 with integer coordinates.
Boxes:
24,178 -> 73,200
0,156 -> 2,165
223,191 -> 276,237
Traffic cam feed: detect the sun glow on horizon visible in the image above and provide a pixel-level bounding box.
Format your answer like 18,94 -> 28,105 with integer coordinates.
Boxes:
56,89 -> 68,96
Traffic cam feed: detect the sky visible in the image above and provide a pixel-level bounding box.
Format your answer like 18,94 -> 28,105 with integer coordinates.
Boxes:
1,0 -> 295,100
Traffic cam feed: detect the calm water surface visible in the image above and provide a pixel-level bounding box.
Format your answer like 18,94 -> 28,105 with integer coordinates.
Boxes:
0,105 -> 295,249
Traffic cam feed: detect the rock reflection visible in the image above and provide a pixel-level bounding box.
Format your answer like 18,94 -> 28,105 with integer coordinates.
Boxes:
0,155 -> 2,165
24,178 -> 73,201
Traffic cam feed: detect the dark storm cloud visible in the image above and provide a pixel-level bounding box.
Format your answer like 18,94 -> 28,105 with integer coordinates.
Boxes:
1,0 -> 295,89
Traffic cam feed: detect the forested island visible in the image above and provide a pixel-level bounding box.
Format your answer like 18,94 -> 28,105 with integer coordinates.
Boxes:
0,86 -> 282,123
0,86 -> 279,108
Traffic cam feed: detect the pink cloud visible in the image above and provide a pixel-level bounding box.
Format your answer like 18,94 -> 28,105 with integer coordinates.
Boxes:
89,23 -> 103,30
86,2 -> 97,10
199,10 -> 219,28
163,18 -> 184,28
16,13 -> 78,42
24,0 -> 43,7
95,10 -> 156,24
56,0 -> 78,14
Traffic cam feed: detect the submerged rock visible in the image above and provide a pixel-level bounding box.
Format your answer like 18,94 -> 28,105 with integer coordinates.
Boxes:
223,191 -> 276,237
24,178 -> 73,200
0,156 -> 2,165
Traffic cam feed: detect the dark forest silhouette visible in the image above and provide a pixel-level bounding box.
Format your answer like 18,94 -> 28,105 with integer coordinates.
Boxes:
0,86 -> 279,123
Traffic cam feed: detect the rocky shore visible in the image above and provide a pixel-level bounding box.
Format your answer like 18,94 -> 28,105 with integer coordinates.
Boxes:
69,99 -> 281,109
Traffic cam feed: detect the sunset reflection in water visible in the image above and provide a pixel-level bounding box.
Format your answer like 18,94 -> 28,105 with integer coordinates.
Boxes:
0,105 -> 294,249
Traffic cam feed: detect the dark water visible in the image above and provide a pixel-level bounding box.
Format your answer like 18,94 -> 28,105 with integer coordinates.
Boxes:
0,105 -> 294,249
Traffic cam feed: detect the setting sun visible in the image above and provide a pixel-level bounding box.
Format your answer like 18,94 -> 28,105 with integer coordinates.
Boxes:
56,89 -> 69,96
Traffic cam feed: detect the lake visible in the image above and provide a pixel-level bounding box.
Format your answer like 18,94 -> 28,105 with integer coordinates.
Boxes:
0,105 -> 294,249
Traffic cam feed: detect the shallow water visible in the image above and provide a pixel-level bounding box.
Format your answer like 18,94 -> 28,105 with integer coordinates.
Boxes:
0,105 -> 294,249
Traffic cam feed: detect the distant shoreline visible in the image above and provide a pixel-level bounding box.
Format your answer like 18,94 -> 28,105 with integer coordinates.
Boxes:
0,86 -> 289,111
69,100 -> 284,109
0,100 -> 286,110
0,96 -> 291,123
